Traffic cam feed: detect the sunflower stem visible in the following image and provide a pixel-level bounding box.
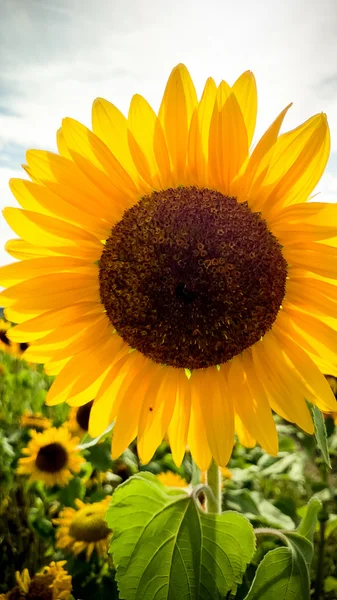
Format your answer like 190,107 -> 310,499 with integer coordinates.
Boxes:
205,460 -> 222,513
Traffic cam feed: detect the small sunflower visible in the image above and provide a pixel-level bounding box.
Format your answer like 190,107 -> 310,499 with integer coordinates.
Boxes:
2,64 -> 337,470
66,400 -> 93,438
157,472 -> 189,488
17,427 -> 84,487
0,319 -> 29,359
85,468 -> 107,489
9,561 -> 72,600
20,409 -> 51,431
0,319 -> 15,355
53,496 -> 112,561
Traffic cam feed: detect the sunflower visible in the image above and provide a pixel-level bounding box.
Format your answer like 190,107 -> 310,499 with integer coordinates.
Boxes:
17,426 -> 84,487
157,472 -> 189,488
0,319 -> 29,359
66,400 -> 93,437
20,409 -> 51,431
0,319 -> 15,356
2,64 -> 337,470
2,562 -> 71,600
53,496 -> 112,561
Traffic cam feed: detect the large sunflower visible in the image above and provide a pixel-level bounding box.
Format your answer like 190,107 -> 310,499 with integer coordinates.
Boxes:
53,496 -> 112,561
2,64 -> 337,470
17,426 -> 84,486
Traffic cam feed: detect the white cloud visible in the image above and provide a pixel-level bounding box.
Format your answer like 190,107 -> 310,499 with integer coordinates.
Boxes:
0,0 -> 337,268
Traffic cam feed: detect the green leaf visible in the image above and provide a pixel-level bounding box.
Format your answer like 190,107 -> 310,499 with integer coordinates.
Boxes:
284,532 -> 314,567
244,545 -> 310,600
297,497 -> 322,543
86,440 -> 115,471
325,516 -> 337,539
310,404 -> 331,468
107,474 -> 255,600
58,476 -> 85,508
324,576 -> 337,593
78,422 -> 114,449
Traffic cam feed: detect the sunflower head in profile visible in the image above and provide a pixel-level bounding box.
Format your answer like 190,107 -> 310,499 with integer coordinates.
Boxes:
20,410 -> 51,431
66,400 -> 93,438
2,63 -> 337,470
3,562 -> 71,600
17,427 -> 84,487
53,496 -> 112,561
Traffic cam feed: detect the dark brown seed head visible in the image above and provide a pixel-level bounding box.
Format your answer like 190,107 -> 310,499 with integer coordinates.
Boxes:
99,186 -> 287,369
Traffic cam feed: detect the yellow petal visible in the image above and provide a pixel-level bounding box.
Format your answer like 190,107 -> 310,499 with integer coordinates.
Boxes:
3,207 -> 102,253
61,117 -> 140,200
187,374 -> 212,470
92,97 -> 145,187
167,370 -> 191,467
234,412 -> 256,448
0,257 -> 96,287
284,242 -> 337,279
252,334 -> 314,434
0,273 -> 99,310
112,356 -> 157,460
10,178 -> 110,239
231,70 -> 257,147
264,114 -> 330,215
56,128 -> 72,159
89,352 -> 131,437
137,367 -> 177,464
208,91 -> 248,194
159,63 -> 197,184
196,367 -> 235,467
8,302 -> 101,341
228,354 -> 278,455
238,104 -> 292,199
187,77 -> 217,185
25,149 -> 123,223
4,239 -> 85,261
127,94 -> 171,188
273,323 -> 337,412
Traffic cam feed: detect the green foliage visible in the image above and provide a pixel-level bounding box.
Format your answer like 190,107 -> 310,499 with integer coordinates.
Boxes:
310,404 -> 331,468
108,474 -> 255,599
244,546 -> 309,600
245,498 -> 321,600
2,351 -> 337,599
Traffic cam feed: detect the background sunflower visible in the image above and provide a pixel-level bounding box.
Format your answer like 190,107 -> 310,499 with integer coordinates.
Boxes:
53,497 -> 112,561
17,427 -> 84,487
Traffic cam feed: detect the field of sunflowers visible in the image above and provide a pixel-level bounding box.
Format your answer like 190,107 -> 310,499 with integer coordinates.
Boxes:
1,313 -> 337,599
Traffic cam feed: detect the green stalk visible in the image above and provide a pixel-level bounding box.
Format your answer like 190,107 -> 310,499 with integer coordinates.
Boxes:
205,460 -> 222,513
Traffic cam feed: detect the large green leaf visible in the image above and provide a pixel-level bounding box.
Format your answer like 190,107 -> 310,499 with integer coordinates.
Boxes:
244,545 -> 310,600
107,474 -> 255,600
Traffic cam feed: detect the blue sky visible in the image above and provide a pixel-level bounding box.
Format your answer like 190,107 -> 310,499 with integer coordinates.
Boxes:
1,0 -> 337,266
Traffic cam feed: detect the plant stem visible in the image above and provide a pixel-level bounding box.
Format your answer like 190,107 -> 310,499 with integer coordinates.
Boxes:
205,460 -> 222,513
314,519 -> 326,600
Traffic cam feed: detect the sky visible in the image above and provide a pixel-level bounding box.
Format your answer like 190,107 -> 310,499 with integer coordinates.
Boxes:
1,0 -> 337,267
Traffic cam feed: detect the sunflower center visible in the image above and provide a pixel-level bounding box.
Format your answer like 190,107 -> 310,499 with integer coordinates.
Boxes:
69,506 -> 110,542
76,400 -> 93,431
99,186 -> 287,369
26,575 -> 54,600
36,443 -> 68,473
